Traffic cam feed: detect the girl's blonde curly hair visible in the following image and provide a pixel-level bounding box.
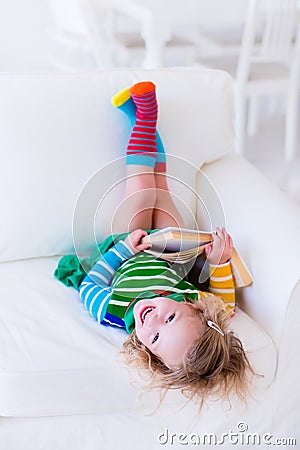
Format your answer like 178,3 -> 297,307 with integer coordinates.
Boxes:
121,293 -> 256,409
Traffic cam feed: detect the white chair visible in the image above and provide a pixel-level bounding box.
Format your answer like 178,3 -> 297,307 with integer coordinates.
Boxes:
47,0 -> 113,70
104,9 -> 197,68
197,0 -> 300,160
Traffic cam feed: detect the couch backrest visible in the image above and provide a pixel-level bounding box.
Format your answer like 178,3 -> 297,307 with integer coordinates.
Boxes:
0,68 -> 234,261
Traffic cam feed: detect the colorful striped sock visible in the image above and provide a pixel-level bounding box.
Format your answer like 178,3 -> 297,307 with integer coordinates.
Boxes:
126,81 -> 157,168
111,84 -> 166,172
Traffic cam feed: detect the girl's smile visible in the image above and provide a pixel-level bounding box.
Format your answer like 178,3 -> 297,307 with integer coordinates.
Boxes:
134,297 -> 203,369
139,305 -> 156,325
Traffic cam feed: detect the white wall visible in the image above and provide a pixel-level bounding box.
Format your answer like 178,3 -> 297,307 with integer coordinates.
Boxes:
0,0 -> 53,71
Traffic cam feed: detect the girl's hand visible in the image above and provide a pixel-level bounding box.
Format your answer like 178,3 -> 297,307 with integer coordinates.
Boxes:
124,229 -> 151,255
205,227 -> 233,265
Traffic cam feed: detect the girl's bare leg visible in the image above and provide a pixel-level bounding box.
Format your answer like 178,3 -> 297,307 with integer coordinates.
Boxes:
111,82 -> 159,234
112,168 -> 185,233
111,165 -> 156,233
152,172 -> 186,229
111,81 -> 184,232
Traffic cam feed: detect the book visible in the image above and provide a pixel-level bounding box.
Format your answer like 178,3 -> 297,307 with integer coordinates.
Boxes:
142,227 -> 253,288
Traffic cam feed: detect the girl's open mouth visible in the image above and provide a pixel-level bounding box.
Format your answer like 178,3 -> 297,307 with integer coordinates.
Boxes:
140,306 -> 155,324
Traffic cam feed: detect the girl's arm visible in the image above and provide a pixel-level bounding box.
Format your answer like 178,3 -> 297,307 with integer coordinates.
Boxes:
208,261 -> 236,316
79,229 -> 150,324
205,227 -> 236,316
79,240 -> 134,323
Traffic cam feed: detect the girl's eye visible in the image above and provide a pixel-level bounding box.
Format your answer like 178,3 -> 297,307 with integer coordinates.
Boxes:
152,333 -> 159,344
166,314 -> 175,323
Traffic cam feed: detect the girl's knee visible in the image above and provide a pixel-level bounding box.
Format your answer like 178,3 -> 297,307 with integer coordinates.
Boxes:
125,186 -> 157,210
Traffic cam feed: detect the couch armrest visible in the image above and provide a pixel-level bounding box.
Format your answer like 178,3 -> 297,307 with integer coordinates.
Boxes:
271,280 -> 300,438
196,152 -> 300,348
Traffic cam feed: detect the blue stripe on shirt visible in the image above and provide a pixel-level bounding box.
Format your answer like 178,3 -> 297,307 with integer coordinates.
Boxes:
78,241 -> 134,323
103,312 -> 125,328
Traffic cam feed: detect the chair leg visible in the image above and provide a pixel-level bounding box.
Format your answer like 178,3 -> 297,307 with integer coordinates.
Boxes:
247,96 -> 260,136
268,94 -> 279,115
285,87 -> 299,161
235,94 -> 247,155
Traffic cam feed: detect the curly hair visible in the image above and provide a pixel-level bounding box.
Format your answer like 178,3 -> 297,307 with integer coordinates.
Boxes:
121,293 -> 256,409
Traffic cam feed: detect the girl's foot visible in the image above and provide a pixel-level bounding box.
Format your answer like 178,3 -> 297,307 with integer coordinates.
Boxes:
129,81 -> 156,97
111,81 -> 166,172
111,87 -> 130,108
126,81 -> 158,168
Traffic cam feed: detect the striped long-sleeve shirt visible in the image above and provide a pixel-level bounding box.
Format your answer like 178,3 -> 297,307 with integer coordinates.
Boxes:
78,240 -> 236,332
209,262 -> 236,315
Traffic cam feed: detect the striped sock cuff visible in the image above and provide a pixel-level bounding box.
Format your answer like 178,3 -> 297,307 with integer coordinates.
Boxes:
126,88 -> 158,167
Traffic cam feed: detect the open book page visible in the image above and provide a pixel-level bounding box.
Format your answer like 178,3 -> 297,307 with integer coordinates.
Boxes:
143,245 -> 206,263
142,227 -> 212,252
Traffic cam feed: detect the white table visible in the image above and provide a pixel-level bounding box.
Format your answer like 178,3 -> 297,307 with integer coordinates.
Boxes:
110,0 -> 250,67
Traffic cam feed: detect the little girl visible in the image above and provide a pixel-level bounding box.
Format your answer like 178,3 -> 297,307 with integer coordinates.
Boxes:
70,82 -> 253,406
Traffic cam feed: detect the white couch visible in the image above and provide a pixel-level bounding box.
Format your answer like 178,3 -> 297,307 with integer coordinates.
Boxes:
0,68 -> 299,450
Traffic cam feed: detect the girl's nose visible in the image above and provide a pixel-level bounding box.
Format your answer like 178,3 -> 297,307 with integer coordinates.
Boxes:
146,311 -> 160,328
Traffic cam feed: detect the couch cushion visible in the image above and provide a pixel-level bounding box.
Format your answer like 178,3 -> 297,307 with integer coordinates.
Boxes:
0,257 -> 276,417
0,68 -> 234,262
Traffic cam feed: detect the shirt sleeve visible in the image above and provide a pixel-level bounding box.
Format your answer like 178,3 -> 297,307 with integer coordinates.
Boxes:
78,240 -> 134,323
208,261 -> 236,316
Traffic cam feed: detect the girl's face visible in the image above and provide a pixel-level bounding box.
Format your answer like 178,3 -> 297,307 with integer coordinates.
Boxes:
133,297 -> 203,369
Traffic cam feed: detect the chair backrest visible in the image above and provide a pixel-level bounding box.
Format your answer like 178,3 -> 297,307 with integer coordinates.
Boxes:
48,0 -> 90,35
237,0 -> 299,81
259,0 -> 297,62
47,0 -> 111,68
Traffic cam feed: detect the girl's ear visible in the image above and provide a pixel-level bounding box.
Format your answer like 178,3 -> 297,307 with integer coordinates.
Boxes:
186,302 -> 201,311
188,302 -> 198,308
186,302 -> 206,330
